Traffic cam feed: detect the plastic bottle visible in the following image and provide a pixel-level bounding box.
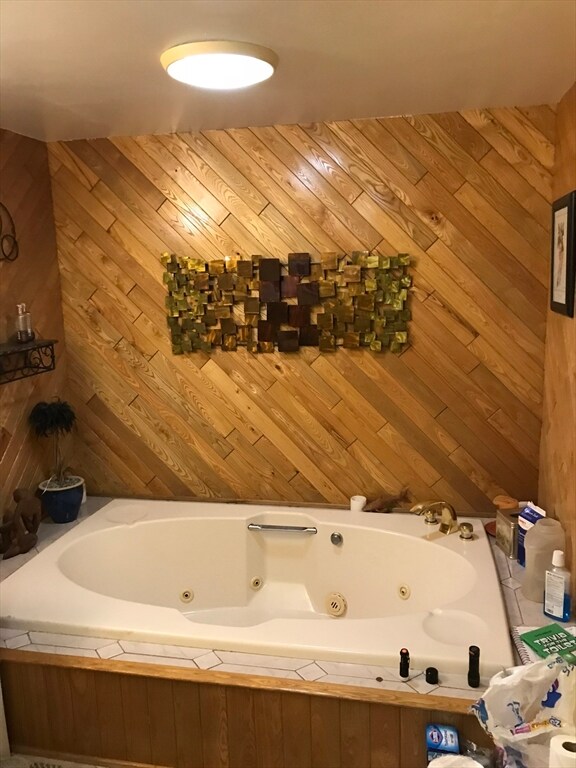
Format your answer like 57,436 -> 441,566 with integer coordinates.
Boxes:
521,518 -> 565,602
15,303 -> 34,343
544,550 -> 572,622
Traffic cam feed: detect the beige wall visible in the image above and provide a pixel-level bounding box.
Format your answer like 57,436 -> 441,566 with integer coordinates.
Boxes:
0,130 -> 68,511
539,82 -> 576,591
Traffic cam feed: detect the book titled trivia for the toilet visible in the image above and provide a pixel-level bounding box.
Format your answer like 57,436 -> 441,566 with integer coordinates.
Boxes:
519,624 -> 576,664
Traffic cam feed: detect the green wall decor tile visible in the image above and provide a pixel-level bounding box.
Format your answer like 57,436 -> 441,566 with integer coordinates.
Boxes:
319,280 -> 336,298
319,333 -> 336,352
208,260 -> 225,274
236,259 -> 253,278
321,252 -> 339,270
244,297 -> 260,315
343,332 -> 361,349
317,312 -> 334,330
310,263 -> 324,280
220,317 -> 236,335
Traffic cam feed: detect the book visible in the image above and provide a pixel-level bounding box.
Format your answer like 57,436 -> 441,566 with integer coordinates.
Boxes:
511,624 -> 576,664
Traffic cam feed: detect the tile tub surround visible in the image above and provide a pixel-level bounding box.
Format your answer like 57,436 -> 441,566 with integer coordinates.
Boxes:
0,498 -> 533,701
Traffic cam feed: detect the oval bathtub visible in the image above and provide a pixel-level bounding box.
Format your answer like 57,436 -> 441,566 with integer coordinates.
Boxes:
0,499 -> 514,675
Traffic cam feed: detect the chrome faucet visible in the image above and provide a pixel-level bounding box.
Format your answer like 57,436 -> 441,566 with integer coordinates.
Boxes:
410,500 -> 459,535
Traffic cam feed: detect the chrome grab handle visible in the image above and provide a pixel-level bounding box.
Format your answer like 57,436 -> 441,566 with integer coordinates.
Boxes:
247,523 -> 317,534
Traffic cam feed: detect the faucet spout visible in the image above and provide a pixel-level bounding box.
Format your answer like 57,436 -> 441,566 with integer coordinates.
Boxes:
409,500 -> 458,534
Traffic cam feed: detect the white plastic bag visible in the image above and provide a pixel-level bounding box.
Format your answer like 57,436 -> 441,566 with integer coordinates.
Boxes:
471,656 -> 575,768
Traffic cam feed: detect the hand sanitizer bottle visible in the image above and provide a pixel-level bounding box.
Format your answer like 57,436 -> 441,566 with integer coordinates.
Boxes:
15,303 -> 35,343
544,550 -> 572,622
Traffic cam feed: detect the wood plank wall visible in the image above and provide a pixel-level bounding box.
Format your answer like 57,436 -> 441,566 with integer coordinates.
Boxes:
0,130 -> 68,512
47,106 -> 554,514
539,82 -> 576,592
1,654 -> 491,768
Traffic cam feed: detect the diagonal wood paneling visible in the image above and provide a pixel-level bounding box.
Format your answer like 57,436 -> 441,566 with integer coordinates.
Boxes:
539,83 -> 576,595
47,105 -> 553,515
0,130 -> 68,513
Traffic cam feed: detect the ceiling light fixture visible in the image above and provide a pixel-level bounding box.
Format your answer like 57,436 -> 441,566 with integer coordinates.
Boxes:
160,41 -> 278,90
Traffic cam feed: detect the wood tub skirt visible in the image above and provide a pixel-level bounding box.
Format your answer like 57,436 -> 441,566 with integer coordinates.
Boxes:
0,648 -> 492,768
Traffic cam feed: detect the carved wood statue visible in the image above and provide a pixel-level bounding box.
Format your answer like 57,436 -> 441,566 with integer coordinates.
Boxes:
0,488 -> 41,559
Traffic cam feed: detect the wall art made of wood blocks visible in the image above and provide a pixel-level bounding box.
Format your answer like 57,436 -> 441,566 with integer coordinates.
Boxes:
162,251 -> 412,354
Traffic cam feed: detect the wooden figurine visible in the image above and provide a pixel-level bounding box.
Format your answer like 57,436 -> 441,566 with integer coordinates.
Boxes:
0,488 -> 42,559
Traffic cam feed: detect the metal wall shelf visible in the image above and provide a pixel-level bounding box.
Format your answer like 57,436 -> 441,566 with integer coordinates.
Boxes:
0,339 -> 57,384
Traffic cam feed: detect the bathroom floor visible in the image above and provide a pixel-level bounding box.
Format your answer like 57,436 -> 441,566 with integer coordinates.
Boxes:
3,757 -> 104,768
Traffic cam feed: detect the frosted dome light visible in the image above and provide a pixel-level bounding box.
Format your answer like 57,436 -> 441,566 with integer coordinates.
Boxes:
161,41 -> 277,90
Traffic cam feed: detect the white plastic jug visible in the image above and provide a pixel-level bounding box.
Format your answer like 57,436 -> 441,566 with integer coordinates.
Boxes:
522,518 -> 565,602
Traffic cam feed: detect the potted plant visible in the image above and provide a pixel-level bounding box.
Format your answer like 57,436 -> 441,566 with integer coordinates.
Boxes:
28,399 -> 84,523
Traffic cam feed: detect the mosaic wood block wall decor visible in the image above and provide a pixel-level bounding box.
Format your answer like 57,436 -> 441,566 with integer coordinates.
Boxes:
161,251 -> 412,354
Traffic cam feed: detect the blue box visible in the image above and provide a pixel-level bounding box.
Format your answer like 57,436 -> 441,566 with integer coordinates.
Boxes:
426,724 -> 459,762
517,503 -> 546,566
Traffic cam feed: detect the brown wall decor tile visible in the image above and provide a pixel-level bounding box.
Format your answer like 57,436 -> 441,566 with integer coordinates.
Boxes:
288,305 -> 311,327
299,325 -> 320,346
288,252 -> 311,276
259,281 -> 280,303
266,302 -> 289,326
257,320 -> 277,342
259,258 -> 281,282
277,330 -> 300,352
281,275 -> 300,298
297,281 -> 321,305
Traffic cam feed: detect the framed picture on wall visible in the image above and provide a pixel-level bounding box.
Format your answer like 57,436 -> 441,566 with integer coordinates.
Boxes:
550,190 -> 575,317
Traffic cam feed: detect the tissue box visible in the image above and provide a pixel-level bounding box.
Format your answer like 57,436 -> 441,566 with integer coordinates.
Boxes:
517,503 -> 546,566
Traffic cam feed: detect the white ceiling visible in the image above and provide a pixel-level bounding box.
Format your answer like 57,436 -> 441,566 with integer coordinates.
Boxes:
1,0 -> 575,142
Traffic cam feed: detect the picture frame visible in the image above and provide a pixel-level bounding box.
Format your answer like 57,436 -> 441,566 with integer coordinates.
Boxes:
550,190 -> 575,317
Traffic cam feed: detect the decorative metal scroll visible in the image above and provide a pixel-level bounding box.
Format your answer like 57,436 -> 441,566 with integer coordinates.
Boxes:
162,251 -> 411,355
0,340 -> 56,385
0,203 -> 19,262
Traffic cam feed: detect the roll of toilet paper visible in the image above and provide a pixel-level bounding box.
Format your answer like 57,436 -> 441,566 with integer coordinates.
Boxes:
350,495 -> 367,512
425,755 -> 483,768
549,734 -> 576,768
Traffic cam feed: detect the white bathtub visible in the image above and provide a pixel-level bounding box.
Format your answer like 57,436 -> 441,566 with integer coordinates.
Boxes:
0,499 -> 514,675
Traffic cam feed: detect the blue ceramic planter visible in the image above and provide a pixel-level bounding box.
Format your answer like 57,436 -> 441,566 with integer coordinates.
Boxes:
39,477 -> 84,524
